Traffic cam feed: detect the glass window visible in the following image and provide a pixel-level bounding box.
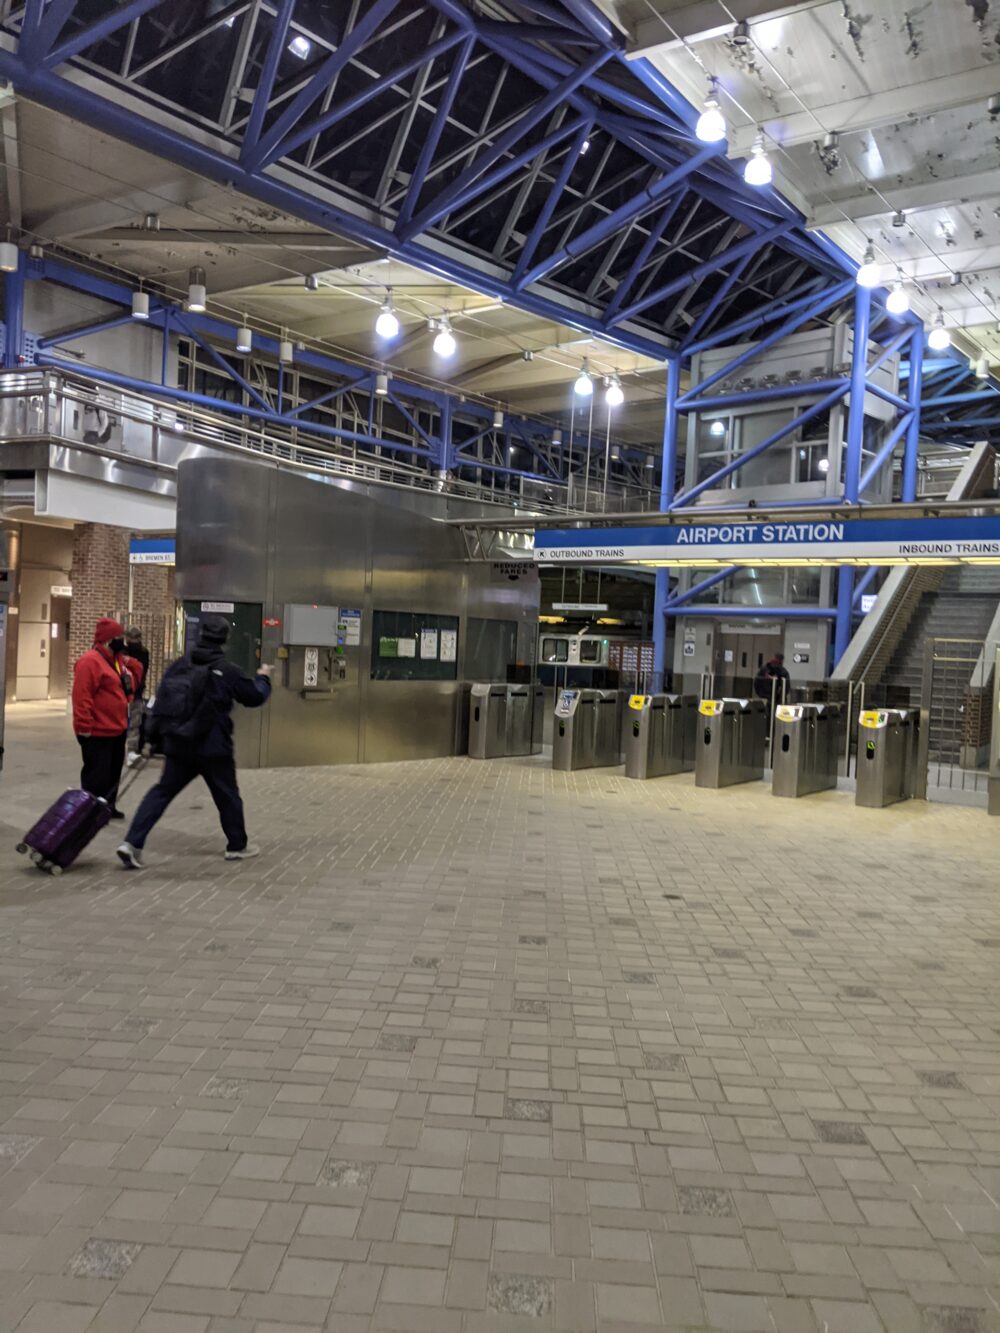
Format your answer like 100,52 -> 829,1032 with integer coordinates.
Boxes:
734,410 -> 794,488
579,639 -> 602,663
541,636 -> 568,663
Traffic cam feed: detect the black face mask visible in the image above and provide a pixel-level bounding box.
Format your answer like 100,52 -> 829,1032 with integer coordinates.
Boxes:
109,637 -> 125,654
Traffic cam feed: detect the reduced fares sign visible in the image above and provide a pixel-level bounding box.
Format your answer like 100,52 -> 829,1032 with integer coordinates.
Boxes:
532,516 -> 1000,566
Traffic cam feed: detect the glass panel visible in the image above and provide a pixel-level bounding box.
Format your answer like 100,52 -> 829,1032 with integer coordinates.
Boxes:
466,618 -> 518,681
579,639 -> 601,662
734,410 -> 794,487
541,636 -> 568,663
721,568 -> 786,606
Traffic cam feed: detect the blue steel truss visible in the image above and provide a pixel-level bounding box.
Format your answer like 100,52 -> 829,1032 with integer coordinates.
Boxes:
9,252 -> 655,496
0,0 -> 854,363
910,350 -> 1000,443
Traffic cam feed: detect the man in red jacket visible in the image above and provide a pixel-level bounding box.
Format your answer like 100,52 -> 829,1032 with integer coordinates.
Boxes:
71,617 -> 144,818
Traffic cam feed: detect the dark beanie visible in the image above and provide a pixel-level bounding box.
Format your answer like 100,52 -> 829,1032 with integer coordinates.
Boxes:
198,616 -> 229,647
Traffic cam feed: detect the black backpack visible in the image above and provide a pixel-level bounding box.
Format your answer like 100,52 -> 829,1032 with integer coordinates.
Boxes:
151,656 -> 213,740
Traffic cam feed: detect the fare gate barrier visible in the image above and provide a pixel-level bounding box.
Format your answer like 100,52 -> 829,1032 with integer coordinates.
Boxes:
856,709 -> 920,808
624,694 -> 698,780
469,683 -> 544,759
771,703 -> 844,798
695,697 -> 767,789
552,689 -> 623,771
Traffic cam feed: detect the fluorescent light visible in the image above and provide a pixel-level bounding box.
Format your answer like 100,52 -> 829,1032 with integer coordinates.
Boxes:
288,35 -> 311,58
886,281 -> 909,316
744,132 -> 771,186
131,290 -> 150,320
927,313 -> 950,351
856,243 -> 879,288
695,79 -> 726,144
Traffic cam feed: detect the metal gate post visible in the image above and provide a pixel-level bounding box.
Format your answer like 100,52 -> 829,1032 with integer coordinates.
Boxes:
652,358 -> 679,691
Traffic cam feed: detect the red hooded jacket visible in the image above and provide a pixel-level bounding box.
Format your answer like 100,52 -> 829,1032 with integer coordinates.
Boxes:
72,618 -> 145,737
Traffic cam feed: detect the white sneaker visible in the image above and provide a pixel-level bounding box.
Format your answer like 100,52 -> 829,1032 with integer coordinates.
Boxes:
116,842 -> 144,870
224,844 -> 260,861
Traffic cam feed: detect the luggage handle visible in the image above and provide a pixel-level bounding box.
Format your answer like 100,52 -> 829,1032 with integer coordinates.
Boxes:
105,755 -> 150,805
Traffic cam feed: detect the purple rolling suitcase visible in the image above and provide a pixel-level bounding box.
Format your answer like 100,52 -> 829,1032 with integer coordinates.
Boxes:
16,760 -> 148,875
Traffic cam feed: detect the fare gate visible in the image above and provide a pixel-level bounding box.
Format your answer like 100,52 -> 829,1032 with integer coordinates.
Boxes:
920,636 -> 989,803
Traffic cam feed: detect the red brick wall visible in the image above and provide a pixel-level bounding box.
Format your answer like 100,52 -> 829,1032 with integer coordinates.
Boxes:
69,523 -> 130,673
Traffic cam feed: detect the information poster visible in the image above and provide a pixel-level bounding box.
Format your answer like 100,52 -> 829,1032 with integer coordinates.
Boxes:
379,637 -> 398,658
420,628 -> 439,659
439,629 -> 457,663
398,637 -> 416,658
340,608 -> 362,646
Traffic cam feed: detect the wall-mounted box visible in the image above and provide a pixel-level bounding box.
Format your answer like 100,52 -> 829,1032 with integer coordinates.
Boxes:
283,603 -> 340,647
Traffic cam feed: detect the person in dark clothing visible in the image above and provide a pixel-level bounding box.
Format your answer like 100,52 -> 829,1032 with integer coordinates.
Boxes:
125,625 -> 151,764
754,652 -> 791,702
116,617 -> 272,869
72,617 -> 145,818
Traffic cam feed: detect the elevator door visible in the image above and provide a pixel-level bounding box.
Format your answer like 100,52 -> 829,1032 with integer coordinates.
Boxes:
48,595 -> 71,698
715,632 -> 773,696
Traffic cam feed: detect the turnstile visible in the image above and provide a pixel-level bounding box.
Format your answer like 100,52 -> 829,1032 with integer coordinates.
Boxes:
469,683 -> 544,759
695,697 -> 767,788
855,708 -> 918,808
552,688 -> 622,771
624,693 -> 698,780
771,702 -> 843,798
594,689 -> 623,767
506,684 -> 544,756
469,683 -> 509,759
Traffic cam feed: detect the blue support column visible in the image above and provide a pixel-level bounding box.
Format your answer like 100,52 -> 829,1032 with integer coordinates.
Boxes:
652,359 -> 680,690
844,282 -> 871,503
3,253 -> 24,368
438,398 -> 453,475
902,321 -> 924,503
834,566 -> 854,666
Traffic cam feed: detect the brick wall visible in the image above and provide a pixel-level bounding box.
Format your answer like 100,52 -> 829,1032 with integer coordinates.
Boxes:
69,523 -> 130,673
69,525 -> 178,695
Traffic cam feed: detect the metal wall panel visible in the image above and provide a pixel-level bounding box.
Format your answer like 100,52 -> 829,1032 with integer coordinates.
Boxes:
175,457 -> 538,768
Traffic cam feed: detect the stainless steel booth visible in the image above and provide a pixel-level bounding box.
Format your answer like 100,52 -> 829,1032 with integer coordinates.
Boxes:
771,702 -> 844,798
552,688 -> 622,771
624,694 -> 698,780
855,708 -> 919,808
468,683 -> 543,759
176,458 -> 539,767
695,697 -> 767,788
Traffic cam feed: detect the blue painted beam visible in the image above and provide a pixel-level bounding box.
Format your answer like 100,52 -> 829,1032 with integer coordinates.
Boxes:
46,0 -> 167,68
602,190 -> 685,322
857,411 -> 913,494
683,275 -> 829,356
843,283 -> 871,504
901,322 -> 923,504
513,117 -> 595,286
680,249 -> 754,349
397,34 -> 475,229
240,0 -> 295,164
677,379 -> 846,414
670,605 -> 838,619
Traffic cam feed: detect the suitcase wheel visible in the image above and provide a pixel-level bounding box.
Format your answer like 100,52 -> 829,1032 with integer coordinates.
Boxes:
15,842 -> 27,855
47,863 -> 63,877
28,850 -> 42,865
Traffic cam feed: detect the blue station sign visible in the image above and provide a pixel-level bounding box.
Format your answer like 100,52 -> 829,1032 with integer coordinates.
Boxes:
533,516 -> 1000,566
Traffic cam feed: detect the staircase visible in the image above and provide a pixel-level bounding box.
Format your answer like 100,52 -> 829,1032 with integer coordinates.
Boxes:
883,568 -> 1000,760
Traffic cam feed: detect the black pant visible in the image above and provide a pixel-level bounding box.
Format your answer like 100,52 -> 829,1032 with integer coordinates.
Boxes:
126,752 -> 247,852
78,733 -> 127,808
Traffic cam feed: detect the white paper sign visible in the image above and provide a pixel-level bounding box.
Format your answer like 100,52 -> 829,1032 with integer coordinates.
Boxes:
420,628 -> 439,659
340,608 -> 361,645
201,601 -> 234,613
440,629 -> 457,663
398,637 -> 416,658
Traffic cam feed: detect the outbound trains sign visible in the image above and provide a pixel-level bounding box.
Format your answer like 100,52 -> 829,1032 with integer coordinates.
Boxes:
532,516 -> 1000,566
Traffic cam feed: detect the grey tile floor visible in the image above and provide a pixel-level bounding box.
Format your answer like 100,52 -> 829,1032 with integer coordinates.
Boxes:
0,702 -> 998,1332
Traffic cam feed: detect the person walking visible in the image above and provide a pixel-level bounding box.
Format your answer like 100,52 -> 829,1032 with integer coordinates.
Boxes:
116,616 -> 272,869
72,617 -> 145,819
124,624 -> 151,765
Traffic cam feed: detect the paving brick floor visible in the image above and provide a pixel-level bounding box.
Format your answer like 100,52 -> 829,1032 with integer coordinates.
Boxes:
0,702 -> 999,1332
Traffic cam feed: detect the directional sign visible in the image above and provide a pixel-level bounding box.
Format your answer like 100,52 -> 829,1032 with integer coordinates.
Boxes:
533,517 -> 1000,566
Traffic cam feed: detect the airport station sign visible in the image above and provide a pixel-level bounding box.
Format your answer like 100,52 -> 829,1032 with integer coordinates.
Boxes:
533,516 -> 1000,567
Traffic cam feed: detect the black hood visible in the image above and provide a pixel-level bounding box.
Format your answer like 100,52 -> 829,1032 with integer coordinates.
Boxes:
191,645 -> 224,666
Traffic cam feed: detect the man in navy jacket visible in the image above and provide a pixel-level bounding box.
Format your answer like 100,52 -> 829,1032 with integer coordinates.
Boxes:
116,617 -> 272,869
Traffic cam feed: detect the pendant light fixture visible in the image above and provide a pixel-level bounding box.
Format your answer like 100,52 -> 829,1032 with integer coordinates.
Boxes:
375,291 -> 399,338
695,77 -> 726,144
574,360 -> 593,396
186,266 -> 207,312
131,288 -> 150,320
856,243 -> 879,288
927,312 -> 951,352
744,131 -> 772,186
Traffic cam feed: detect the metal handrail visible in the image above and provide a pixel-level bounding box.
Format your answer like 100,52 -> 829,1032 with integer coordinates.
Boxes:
856,570 -> 937,684
0,367 -> 657,517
